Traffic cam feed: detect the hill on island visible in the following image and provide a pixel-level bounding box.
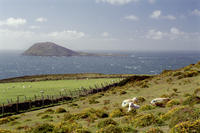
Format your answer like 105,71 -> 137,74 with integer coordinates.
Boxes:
23,42 -> 80,56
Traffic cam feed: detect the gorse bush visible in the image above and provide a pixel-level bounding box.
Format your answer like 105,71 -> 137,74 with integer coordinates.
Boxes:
166,99 -> 180,107
145,127 -> 164,133
55,107 -> 67,113
97,118 -> 118,128
0,116 -> 19,125
53,121 -> 90,133
31,123 -> 54,133
97,124 -> 122,133
139,105 -> 156,111
161,106 -> 186,120
133,113 -> 164,127
170,119 -> 200,133
168,107 -> 200,128
182,95 -> 200,105
109,108 -> 125,118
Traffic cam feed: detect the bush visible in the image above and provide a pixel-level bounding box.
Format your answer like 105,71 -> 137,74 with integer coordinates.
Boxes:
139,105 -> 156,111
44,109 -> 54,114
0,116 -> 19,125
109,108 -> 125,118
121,125 -> 138,133
170,119 -> 200,133
161,106 -> 186,120
136,96 -> 146,104
168,107 -> 200,128
97,118 -> 118,128
53,121 -> 90,133
31,123 -> 54,133
182,95 -> 200,105
0,129 -> 13,133
119,90 -> 127,95
103,100 -> 110,105
166,99 -> 180,107
133,113 -> 164,127
194,88 -> 200,96
55,107 -> 67,113
88,97 -> 99,104
97,124 -> 122,133
41,114 -> 53,119
145,127 -> 164,133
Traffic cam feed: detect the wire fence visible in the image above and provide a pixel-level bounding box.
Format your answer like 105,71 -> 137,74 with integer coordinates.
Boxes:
0,79 -> 125,117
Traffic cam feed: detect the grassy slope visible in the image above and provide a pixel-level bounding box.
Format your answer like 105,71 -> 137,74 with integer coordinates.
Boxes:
0,78 -> 120,104
0,62 -> 200,132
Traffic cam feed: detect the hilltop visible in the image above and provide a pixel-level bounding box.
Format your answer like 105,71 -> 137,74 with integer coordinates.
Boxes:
0,62 -> 200,132
23,42 -> 80,56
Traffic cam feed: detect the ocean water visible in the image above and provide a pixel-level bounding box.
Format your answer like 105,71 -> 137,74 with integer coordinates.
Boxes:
0,51 -> 200,80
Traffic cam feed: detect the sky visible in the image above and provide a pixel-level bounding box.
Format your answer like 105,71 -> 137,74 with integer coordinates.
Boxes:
0,0 -> 200,51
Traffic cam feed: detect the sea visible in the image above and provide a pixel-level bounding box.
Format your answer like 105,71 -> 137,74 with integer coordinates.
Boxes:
0,50 -> 200,80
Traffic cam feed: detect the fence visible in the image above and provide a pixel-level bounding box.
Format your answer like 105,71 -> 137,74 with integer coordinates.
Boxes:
0,79 -> 123,117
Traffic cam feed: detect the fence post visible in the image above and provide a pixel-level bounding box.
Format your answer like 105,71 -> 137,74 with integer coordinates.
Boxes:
16,96 -> 19,112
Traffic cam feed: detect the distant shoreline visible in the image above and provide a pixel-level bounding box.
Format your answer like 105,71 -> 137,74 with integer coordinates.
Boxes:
0,73 -> 146,83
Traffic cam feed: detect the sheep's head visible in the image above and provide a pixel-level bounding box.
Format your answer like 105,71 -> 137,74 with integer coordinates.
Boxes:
122,100 -> 130,107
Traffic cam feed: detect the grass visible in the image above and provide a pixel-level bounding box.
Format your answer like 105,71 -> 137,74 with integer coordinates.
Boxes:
0,62 -> 200,132
0,78 -> 120,104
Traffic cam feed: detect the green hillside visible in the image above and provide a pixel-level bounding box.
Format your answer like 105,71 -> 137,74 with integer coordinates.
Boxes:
0,62 -> 200,133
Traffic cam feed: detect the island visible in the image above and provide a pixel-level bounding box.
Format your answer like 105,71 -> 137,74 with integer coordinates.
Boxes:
23,42 -> 80,56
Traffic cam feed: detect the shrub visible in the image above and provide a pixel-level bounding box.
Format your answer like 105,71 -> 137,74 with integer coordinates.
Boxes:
194,88 -> 200,96
97,118 -> 118,128
183,70 -> 199,78
97,124 -> 122,133
166,99 -> 180,107
41,114 -> 53,119
120,90 -> 127,95
63,112 -> 78,121
0,129 -> 13,133
31,123 -> 54,133
168,107 -> 200,128
103,100 -> 110,105
53,122 -> 90,133
121,125 -> 138,133
136,96 -> 146,104
133,113 -> 164,127
44,109 -> 54,114
55,107 -> 67,113
139,105 -> 156,111
88,97 -> 99,104
109,108 -> 125,118
170,119 -> 200,133
182,95 -> 200,105
0,116 -> 19,125
161,106 -> 186,120
145,127 -> 164,133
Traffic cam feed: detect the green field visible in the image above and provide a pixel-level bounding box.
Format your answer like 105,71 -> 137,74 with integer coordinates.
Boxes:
0,78 -> 120,104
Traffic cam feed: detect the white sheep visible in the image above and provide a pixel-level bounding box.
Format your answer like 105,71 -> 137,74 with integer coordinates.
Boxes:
128,102 -> 140,112
122,97 -> 138,107
150,98 -> 170,106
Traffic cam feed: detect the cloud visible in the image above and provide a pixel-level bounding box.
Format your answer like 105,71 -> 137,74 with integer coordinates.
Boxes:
146,29 -> 163,40
162,15 -> 176,20
101,32 -> 110,37
148,0 -> 155,4
29,25 -> 40,29
96,0 -> 139,5
150,10 -> 161,19
150,10 -> 176,20
124,15 -> 139,21
0,29 -> 86,49
145,27 -> 200,41
191,9 -> 200,16
47,30 -> 85,40
35,17 -> 47,22
0,17 -> 26,27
